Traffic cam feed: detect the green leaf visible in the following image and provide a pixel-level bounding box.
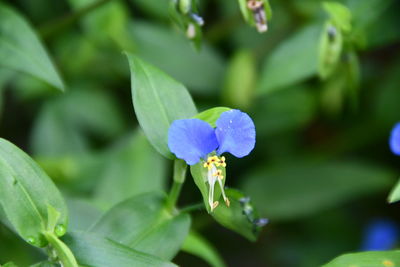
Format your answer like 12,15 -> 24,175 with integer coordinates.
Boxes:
388,177 -> 400,203
190,162 -> 226,213
0,138 -> 68,247
3,262 -> 19,267
94,130 -> 166,209
90,192 -> 191,260
127,22 -> 225,95
181,231 -> 226,267
222,50 -> 256,109
318,22 -> 343,79
322,2 -> 352,32
241,160 -> 395,220
194,107 -> 231,128
0,3 -> 64,91
211,188 -> 265,241
257,24 -> 321,95
63,232 -> 177,267
127,54 -> 197,159
322,250 -> 400,267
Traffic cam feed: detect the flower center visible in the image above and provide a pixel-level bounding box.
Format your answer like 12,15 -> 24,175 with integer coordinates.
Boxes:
203,156 -> 230,211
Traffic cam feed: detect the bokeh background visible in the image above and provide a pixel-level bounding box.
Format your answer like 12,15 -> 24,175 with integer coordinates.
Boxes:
1,0 -> 400,266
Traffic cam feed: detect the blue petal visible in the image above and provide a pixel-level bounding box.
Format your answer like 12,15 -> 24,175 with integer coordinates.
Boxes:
168,119 -> 218,165
390,122 -> 400,155
361,219 -> 398,251
215,109 -> 255,157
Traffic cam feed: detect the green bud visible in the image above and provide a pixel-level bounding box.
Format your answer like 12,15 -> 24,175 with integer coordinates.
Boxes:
179,0 -> 191,14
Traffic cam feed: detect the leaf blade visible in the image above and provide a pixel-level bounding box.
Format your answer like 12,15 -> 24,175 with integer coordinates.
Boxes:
127,54 -> 197,158
0,138 -> 68,246
0,3 -> 64,91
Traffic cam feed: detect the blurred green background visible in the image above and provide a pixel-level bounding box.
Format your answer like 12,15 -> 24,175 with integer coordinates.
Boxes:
0,0 -> 400,266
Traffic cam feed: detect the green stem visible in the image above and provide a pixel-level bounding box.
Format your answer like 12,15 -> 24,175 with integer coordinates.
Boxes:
39,0 -> 114,38
166,160 -> 187,212
44,232 -> 78,267
180,202 -> 204,213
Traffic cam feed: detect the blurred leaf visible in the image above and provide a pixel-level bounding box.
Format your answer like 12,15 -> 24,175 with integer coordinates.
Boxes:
94,130 -> 166,209
0,69 -> 14,121
253,86 -> 316,136
258,24 -> 321,95
373,57 -> 400,128
320,69 -> 347,116
318,22 -> 343,80
181,231 -> 226,267
66,197 -> 103,232
365,2 -> 400,48
90,192 -> 191,260
190,163 -> 225,213
212,188 -> 265,241
222,50 -> 256,109
132,0 -> 169,19
128,21 -> 225,95
346,0 -> 393,49
31,88 -> 125,157
388,178 -> 400,204
3,262 -> 18,267
0,3 -> 64,91
0,138 -> 68,247
127,54 -> 197,159
68,0 -> 129,47
322,2 -> 352,32
347,0 -> 392,32
323,250 -> 400,267
63,232 -> 176,267
194,107 -> 231,128
241,160 -> 395,220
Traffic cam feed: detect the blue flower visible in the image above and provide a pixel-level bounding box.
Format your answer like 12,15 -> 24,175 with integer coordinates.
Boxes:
168,109 -> 255,211
168,119 -> 218,165
361,219 -> 398,251
390,123 -> 400,155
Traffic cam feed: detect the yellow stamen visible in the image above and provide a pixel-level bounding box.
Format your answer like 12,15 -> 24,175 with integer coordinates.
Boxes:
211,201 -> 219,211
204,155 -> 229,211
225,198 -> 230,207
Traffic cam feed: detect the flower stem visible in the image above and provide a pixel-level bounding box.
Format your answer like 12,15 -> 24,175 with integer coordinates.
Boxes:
39,0 -> 114,38
44,232 -> 78,267
166,159 -> 187,212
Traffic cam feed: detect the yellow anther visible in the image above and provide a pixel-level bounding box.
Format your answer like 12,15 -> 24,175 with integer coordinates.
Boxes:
213,170 -> 222,176
211,201 -> 219,211
225,198 -> 230,207
209,156 -> 218,163
217,156 -> 227,168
